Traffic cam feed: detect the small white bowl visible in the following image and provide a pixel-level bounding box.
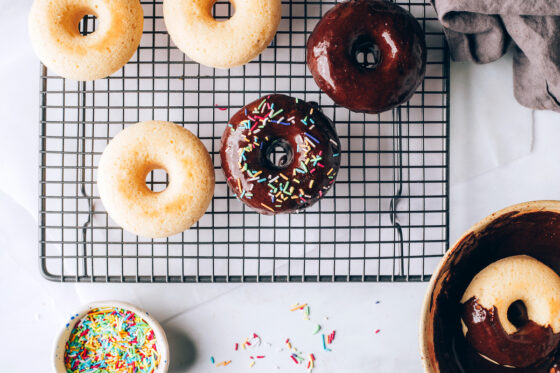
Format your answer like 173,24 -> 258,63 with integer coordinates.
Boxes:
53,301 -> 169,373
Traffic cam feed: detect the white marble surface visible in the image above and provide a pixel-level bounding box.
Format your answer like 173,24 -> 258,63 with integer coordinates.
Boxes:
2,1 -> 560,372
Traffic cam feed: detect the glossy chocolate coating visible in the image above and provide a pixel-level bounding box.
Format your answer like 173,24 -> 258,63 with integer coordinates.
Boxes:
462,297 -> 560,368
220,94 -> 341,215
306,0 -> 426,114
429,211 -> 560,372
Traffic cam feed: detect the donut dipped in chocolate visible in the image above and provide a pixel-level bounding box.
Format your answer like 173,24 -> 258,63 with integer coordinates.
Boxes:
220,94 -> 341,215
460,256 -> 560,369
306,0 -> 426,114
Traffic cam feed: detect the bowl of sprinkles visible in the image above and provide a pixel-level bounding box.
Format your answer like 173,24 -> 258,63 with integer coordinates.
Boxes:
53,301 -> 169,373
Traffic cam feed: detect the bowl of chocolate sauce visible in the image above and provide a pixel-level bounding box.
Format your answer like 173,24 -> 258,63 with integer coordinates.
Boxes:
420,201 -> 560,373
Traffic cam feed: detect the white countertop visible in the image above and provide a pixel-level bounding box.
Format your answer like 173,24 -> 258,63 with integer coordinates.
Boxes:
2,1 -> 560,372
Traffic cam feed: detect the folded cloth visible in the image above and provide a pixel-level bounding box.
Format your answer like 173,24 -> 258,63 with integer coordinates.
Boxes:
432,0 -> 560,112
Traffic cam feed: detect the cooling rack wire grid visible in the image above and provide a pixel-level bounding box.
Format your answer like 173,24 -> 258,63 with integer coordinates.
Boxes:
39,0 -> 450,283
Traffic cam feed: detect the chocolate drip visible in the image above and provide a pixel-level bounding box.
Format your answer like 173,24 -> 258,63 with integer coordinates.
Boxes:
461,297 -> 560,369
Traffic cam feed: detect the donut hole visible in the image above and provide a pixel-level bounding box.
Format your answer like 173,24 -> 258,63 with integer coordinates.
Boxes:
212,1 -> 235,22
263,139 -> 293,170
145,169 -> 169,193
507,300 -> 529,329
78,14 -> 98,36
351,36 -> 382,70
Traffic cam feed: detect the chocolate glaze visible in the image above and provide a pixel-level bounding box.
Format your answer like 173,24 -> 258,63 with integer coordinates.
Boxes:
220,94 -> 341,215
428,211 -> 560,372
461,297 -> 560,368
306,0 -> 426,114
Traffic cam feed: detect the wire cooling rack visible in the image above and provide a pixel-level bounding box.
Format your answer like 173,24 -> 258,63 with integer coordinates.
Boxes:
39,0 -> 450,283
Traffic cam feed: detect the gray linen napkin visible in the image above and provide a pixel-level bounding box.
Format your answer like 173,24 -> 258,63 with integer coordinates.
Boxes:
431,0 -> 560,112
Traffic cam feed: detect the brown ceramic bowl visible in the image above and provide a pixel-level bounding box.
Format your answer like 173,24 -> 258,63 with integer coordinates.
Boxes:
419,201 -> 560,372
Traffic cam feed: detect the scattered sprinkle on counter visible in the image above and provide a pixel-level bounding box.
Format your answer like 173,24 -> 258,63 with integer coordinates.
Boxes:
207,302 -> 359,371
312,325 -> 321,335
326,331 -> 336,345
290,303 -> 308,312
63,307 -> 159,373
291,303 -> 312,321
321,334 -> 331,352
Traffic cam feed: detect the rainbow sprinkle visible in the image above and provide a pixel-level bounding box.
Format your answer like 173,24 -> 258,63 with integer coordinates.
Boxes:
327,330 -> 336,344
312,325 -> 321,335
321,334 -> 331,352
290,303 -> 307,312
307,353 -> 316,370
63,307 -> 160,373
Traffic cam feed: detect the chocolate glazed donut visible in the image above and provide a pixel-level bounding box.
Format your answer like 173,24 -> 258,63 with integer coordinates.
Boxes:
306,0 -> 427,114
220,94 -> 341,215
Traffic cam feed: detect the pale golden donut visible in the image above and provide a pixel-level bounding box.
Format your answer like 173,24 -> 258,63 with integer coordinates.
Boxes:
163,0 -> 282,68
28,0 -> 143,81
97,121 -> 215,238
462,255 -> 560,335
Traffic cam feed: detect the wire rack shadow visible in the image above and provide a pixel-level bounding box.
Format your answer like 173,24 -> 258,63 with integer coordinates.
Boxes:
39,0 -> 450,283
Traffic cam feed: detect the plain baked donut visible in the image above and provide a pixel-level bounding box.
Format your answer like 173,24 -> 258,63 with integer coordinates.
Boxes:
461,255 -> 560,368
163,0 -> 281,68
28,0 -> 143,81
97,121 -> 215,238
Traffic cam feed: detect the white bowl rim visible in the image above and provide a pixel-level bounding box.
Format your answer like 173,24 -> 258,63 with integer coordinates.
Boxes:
53,300 -> 170,373
418,200 -> 560,373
